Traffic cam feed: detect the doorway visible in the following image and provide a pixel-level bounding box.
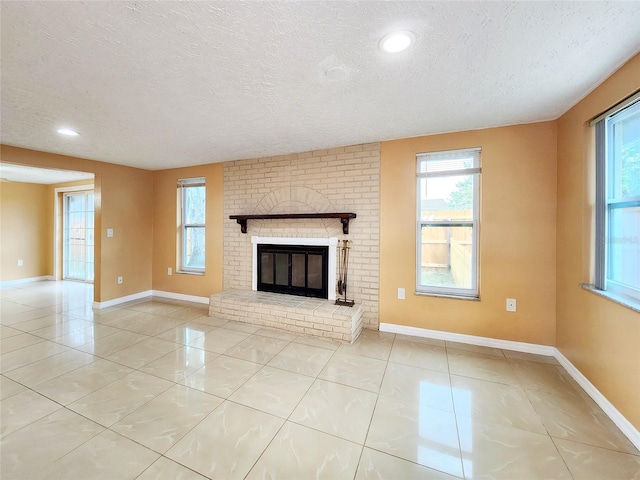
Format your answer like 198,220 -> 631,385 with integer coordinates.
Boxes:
63,191 -> 94,282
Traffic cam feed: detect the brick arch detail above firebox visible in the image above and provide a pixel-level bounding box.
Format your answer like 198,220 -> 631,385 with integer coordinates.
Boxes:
252,186 -> 344,237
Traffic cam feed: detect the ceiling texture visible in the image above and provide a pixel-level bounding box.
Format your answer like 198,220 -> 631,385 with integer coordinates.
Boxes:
2,1 -> 640,171
0,163 -> 93,185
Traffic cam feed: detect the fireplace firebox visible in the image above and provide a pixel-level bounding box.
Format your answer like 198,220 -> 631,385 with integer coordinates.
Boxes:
257,244 -> 329,299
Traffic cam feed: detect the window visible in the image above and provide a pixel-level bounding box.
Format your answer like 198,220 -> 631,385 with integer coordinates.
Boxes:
63,190 -> 94,282
594,96 -> 640,304
178,177 -> 206,273
417,148 -> 481,297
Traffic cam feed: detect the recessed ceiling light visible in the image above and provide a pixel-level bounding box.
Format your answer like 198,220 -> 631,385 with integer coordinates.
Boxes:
57,128 -> 80,136
379,31 -> 414,53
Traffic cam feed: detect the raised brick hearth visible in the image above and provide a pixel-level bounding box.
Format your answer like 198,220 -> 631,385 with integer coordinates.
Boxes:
209,290 -> 363,343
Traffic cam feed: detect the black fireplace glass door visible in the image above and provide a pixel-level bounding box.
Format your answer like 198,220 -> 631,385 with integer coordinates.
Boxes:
261,253 -> 274,284
307,254 -> 323,289
257,244 -> 328,298
291,254 -> 305,287
275,253 -> 289,286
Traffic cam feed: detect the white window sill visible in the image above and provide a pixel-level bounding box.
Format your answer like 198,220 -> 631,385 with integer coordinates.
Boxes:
415,291 -> 480,301
580,284 -> 640,313
177,270 -> 205,276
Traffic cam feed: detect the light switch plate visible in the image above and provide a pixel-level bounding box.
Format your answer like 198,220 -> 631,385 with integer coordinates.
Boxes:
506,298 -> 517,312
107,228 -> 114,238
398,288 -> 405,300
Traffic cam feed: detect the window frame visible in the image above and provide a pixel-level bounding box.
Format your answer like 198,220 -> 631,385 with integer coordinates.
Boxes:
416,147 -> 481,298
594,96 -> 640,305
178,177 -> 206,274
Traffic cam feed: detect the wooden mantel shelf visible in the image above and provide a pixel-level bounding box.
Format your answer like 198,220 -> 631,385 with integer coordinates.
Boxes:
229,213 -> 357,234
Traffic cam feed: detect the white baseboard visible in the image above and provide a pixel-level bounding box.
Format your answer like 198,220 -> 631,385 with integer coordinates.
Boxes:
0,275 -> 54,289
93,290 -> 152,309
555,350 -> 640,451
92,289 -> 209,309
379,322 -> 640,451
152,290 -> 209,305
379,323 -> 556,355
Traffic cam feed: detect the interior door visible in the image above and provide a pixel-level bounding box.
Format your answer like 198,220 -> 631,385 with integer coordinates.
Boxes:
63,191 -> 94,282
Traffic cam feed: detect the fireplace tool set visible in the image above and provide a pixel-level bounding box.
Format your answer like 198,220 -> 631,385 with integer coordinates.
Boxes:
335,239 -> 355,307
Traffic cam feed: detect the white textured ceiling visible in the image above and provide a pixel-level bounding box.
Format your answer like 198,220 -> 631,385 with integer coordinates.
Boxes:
2,1 -> 640,171
0,163 -> 93,185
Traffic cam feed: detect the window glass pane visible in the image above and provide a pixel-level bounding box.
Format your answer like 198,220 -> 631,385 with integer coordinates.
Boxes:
610,104 -> 640,200
70,212 -> 85,229
418,148 -> 480,173
275,253 -> 289,286
607,206 -> 640,290
67,194 -> 82,212
291,253 -> 305,287
69,261 -> 82,279
184,226 -> 205,269
261,253 -> 274,284
180,179 -> 205,271
419,225 -> 473,289
307,254 -> 323,289
417,148 -> 480,296
184,186 -> 206,224
62,191 -> 94,282
420,175 -> 475,221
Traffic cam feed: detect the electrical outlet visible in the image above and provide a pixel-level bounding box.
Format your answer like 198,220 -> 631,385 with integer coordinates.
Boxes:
506,298 -> 517,312
117,276 -> 123,285
397,287 -> 405,300
168,267 -> 172,276
17,259 -> 24,267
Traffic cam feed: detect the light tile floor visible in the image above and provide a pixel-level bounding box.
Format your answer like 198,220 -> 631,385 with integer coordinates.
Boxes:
1,281 -> 639,479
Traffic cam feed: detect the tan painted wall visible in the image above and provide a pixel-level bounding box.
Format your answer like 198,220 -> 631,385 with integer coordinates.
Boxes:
152,164 -> 224,297
0,146 -> 153,302
556,53 -> 640,429
0,181 -> 52,281
380,122 -> 558,345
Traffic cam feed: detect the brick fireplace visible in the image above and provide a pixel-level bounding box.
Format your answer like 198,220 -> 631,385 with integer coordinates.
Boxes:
222,142 -> 380,330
